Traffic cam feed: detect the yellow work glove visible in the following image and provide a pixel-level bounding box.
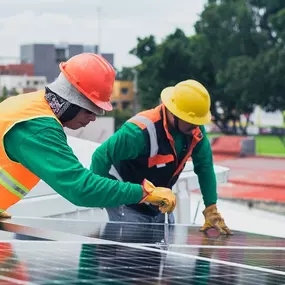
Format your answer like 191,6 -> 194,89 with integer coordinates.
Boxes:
140,179 -> 176,214
0,211 -> 12,219
200,204 -> 232,235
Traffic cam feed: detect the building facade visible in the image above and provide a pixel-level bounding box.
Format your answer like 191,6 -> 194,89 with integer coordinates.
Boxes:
0,64 -> 34,76
0,75 -> 47,95
111,80 -> 134,110
20,44 -> 114,83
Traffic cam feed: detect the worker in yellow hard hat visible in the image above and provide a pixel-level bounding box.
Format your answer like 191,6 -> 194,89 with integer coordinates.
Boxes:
91,79 -> 232,235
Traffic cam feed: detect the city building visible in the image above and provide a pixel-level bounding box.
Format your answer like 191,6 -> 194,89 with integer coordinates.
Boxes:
111,80 -> 135,110
0,75 -> 47,95
0,63 -> 34,76
20,43 -> 114,83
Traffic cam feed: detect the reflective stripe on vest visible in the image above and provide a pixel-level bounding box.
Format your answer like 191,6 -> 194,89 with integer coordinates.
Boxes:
131,115 -> 158,157
0,208 -> 4,213
0,168 -> 29,198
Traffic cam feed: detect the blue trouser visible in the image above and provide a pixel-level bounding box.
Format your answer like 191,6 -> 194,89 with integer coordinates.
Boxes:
106,205 -> 175,224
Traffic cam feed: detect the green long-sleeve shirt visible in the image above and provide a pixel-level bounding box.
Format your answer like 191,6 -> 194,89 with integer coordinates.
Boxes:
3,117 -> 143,208
91,122 -> 217,207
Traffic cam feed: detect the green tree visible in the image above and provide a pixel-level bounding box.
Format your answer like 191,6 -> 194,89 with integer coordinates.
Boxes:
9,88 -> 19,96
130,35 -> 157,60
216,56 -> 255,134
0,86 -> 8,102
193,0 -> 267,133
130,29 -> 194,110
248,0 -> 285,45
116,67 -> 135,81
125,0 -> 285,134
251,46 -> 285,112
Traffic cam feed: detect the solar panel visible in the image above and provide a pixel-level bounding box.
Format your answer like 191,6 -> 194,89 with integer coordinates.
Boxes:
5,217 -> 285,247
0,217 -> 284,285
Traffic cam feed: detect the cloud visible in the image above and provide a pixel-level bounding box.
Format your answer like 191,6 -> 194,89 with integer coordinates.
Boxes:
0,0 -> 206,69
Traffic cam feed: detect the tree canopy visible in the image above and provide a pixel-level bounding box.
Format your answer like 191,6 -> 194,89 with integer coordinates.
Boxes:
123,0 -> 285,134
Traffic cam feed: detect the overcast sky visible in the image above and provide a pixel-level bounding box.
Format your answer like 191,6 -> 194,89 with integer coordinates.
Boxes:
0,0 -> 206,69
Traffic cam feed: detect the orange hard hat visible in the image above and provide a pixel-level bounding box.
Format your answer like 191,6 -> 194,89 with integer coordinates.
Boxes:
59,53 -> 115,111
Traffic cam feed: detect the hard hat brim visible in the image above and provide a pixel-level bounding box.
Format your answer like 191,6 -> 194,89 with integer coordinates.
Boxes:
91,98 -> 113,112
161,87 -> 212,125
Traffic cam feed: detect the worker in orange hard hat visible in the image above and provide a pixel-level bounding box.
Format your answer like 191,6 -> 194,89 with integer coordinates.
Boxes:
0,53 -> 176,218
91,79 -> 232,235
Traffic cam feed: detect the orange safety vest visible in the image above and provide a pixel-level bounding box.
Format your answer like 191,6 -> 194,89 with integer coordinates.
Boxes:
0,90 -> 62,213
108,104 -> 203,215
109,104 -> 203,185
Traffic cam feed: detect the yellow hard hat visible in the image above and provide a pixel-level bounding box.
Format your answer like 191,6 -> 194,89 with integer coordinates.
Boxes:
161,79 -> 212,125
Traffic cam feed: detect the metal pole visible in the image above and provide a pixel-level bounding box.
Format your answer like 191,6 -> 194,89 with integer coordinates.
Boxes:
193,200 -> 201,224
97,7 -> 101,55
133,69 -> 138,115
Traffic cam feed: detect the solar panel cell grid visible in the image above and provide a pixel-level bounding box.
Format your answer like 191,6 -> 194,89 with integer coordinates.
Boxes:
0,218 -> 284,285
1,243 -> 285,285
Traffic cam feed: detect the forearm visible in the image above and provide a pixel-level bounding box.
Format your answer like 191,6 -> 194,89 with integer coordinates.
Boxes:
196,167 -> 217,207
192,126 -> 218,207
4,122 -> 143,208
91,122 -> 147,177
45,163 -> 143,207
90,144 -> 113,177
22,140 -> 143,208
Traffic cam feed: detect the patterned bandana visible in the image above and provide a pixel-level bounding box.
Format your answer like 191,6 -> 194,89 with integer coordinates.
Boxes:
45,88 -> 71,119
44,88 -> 81,123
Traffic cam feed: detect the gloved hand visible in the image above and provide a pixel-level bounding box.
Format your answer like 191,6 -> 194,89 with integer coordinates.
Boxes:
200,204 -> 232,235
0,211 -> 12,219
140,179 -> 176,214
